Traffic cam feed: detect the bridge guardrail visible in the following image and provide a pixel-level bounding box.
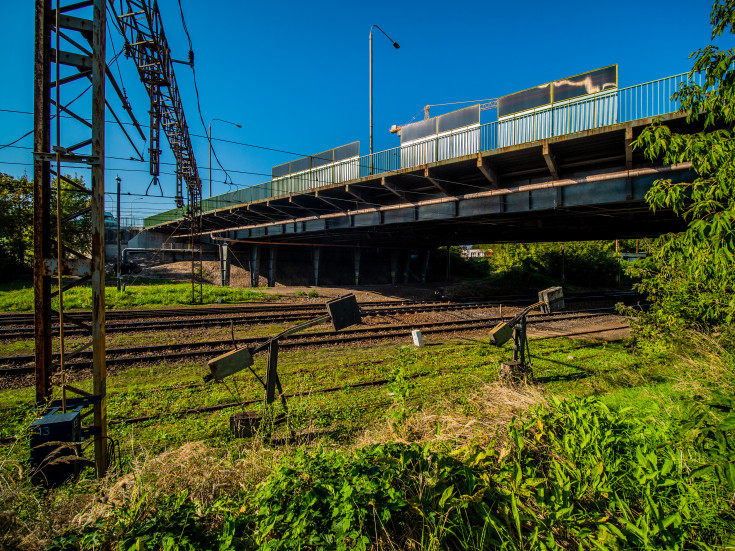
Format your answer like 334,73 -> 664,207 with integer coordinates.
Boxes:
145,72 -> 702,228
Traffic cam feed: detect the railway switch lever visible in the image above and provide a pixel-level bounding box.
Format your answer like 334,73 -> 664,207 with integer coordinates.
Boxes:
203,294 -> 361,437
489,287 -> 564,383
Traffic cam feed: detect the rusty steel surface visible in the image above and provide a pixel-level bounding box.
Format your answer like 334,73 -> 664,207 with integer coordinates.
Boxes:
33,0 -> 108,475
91,0 -> 108,475
33,0 -> 52,403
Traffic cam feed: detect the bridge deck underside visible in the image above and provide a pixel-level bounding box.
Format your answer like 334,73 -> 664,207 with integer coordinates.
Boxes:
161,115 -> 697,247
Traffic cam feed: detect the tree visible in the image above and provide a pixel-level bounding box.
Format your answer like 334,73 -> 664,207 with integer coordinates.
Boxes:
631,0 -> 735,329
0,173 -> 33,275
0,173 -> 91,278
52,175 -> 92,258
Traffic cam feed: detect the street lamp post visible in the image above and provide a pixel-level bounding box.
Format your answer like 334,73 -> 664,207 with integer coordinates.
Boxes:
130,196 -> 144,222
208,118 -> 242,198
369,25 -> 400,157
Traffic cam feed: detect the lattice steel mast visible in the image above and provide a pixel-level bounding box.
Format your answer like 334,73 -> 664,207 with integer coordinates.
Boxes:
109,0 -> 203,302
33,0 -> 109,475
109,0 -> 201,211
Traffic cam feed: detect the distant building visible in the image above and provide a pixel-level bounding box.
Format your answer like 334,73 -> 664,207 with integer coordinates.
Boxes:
461,248 -> 490,260
619,252 -> 647,262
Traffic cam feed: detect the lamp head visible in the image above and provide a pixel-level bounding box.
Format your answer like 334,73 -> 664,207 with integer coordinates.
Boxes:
393,42 -> 400,49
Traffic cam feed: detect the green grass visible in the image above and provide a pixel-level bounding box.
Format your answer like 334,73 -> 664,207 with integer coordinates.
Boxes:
2,332 -> 732,550
0,280 -> 273,312
0,337 -> 653,455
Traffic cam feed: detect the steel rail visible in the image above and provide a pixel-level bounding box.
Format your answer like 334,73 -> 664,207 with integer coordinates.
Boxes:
0,291 -> 639,325
0,307 -> 631,376
0,292 -> 641,338
0,329 -> 620,440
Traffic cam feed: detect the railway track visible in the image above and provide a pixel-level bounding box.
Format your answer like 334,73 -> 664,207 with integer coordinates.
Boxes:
0,292 -> 641,339
0,307 -> 629,376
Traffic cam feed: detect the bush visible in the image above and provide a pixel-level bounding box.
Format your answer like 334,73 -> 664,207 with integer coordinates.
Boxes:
488,241 -> 626,288
48,396 -> 734,550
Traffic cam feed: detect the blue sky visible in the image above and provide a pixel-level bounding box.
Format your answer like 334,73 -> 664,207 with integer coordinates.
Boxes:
0,0 -> 720,221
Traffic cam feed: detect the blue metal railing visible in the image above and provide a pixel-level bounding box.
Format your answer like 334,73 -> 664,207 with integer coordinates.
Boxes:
145,71 -> 701,228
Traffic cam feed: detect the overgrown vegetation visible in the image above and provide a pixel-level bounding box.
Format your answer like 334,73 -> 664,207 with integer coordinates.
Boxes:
39,392 -> 735,550
486,241 -> 632,288
626,0 -> 735,337
0,173 -> 90,281
1,331 -> 733,550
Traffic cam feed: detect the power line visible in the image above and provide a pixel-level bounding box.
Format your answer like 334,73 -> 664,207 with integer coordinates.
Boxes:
172,0 -> 234,189
0,130 -> 32,152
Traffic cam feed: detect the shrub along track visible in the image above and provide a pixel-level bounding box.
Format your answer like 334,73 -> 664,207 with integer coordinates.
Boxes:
0,307 -> 628,378
0,291 -> 640,339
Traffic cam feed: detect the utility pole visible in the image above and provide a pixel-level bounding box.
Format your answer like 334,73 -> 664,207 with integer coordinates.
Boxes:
116,176 -> 121,291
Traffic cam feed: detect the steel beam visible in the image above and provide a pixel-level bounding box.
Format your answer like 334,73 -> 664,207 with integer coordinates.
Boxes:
249,245 -> 261,287
268,245 -> 277,287
91,0 -> 107,475
625,126 -> 634,171
345,184 -> 369,204
289,195 -> 320,217
381,177 -> 409,202
33,0 -> 107,476
353,248 -> 362,286
312,247 -> 321,286
423,166 -> 449,195
542,144 -> 559,180
314,190 -> 347,213
477,156 -> 499,188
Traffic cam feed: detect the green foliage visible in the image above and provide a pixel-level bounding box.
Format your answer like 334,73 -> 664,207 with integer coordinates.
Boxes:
0,173 -> 33,277
246,444 -> 459,550
294,290 -> 319,297
683,392 -> 735,493
37,392 -> 735,550
488,241 -> 624,288
386,352 -> 417,429
241,398 -> 732,549
48,490 -> 240,551
0,172 -> 90,278
631,0 -> 735,329
0,281 -> 269,312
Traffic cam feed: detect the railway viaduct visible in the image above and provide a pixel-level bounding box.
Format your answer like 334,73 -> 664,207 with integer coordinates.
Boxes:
141,69 -> 699,286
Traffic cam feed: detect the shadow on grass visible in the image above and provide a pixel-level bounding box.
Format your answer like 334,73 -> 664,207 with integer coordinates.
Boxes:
534,371 -> 591,384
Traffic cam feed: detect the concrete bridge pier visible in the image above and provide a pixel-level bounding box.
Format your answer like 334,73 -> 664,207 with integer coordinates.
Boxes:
445,245 -> 451,281
219,243 -> 230,286
249,245 -> 261,288
312,247 -> 321,286
390,251 -> 400,285
402,251 -> 410,284
353,249 -> 362,286
268,245 -> 278,288
421,250 -> 431,284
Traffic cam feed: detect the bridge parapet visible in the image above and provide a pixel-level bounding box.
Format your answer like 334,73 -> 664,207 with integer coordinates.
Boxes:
145,72 -> 701,230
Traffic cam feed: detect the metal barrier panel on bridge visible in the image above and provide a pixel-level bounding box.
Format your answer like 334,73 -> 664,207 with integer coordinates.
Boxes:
497,89 -> 619,147
399,105 -> 482,169
270,142 -> 360,195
